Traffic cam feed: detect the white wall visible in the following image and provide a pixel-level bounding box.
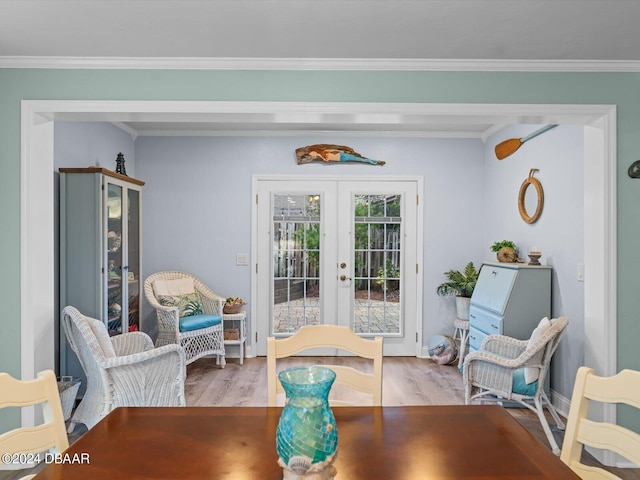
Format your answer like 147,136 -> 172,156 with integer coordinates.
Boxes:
134,136 -> 486,349
483,124 -> 585,399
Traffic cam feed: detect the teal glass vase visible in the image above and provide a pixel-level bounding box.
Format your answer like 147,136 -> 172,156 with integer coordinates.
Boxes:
276,366 -> 338,466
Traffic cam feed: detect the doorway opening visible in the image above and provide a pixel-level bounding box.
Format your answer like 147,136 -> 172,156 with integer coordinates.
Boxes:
20,100 -> 616,437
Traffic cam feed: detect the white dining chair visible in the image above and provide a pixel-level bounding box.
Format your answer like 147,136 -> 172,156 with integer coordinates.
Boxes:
560,366 -> 640,479
0,370 -> 69,480
267,325 -> 383,407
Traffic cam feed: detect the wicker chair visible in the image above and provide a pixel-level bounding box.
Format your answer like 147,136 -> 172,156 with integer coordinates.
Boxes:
144,271 -> 226,367
463,316 -> 569,456
61,306 -> 186,432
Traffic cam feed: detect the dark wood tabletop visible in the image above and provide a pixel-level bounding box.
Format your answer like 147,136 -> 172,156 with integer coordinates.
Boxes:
34,405 -> 579,479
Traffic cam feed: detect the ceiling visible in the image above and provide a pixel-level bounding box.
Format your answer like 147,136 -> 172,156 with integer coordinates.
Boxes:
2,0 -> 639,60
4,0 -> 635,138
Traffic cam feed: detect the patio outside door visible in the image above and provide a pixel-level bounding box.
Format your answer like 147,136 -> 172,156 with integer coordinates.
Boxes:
255,177 -> 421,356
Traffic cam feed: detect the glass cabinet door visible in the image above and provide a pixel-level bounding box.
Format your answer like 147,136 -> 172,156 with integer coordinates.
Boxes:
105,180 -> 141,335
127,188 -> 140,332
106,182 -> 125,335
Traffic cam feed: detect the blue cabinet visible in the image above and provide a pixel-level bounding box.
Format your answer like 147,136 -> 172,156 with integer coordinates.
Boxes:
468,262 -> 551,352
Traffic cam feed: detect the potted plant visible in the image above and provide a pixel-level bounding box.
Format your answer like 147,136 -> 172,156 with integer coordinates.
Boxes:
224,296 -> 245,314
436,262 -> 479,320
491,240 -> 518,263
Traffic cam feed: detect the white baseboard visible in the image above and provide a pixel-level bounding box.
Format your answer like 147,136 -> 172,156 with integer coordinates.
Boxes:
549,388 -> 571,418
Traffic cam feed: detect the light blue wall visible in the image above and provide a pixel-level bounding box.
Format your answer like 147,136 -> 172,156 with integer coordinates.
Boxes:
135,135 -> 486,348
483,124 -> 584,397
2,68 -> 640,431
54,122 -> 136,175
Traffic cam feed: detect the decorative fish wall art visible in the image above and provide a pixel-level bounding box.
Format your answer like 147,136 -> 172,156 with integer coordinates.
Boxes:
296,144 -> 385,166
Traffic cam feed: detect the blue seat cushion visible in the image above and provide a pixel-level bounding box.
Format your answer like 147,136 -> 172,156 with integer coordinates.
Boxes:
178,314 -> 222,333
512,368 -> 538,396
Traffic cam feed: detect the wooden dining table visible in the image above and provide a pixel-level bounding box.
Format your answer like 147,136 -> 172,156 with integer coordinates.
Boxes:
34,405 -> 579,479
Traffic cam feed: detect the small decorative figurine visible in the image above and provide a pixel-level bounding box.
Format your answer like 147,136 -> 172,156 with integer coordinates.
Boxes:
528,247 -> 542,266
115,152 -> 127,176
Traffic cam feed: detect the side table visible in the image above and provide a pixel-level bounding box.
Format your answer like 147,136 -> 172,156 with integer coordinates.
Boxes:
222,311 -> 247,365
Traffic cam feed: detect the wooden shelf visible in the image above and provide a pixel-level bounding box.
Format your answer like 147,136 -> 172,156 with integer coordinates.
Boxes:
59,166 -> 145,186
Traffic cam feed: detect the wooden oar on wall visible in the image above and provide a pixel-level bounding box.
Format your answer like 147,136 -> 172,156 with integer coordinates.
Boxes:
494,124 -> 558,160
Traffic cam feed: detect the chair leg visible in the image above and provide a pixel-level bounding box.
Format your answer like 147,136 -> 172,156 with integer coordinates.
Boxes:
534,395 -> 561,456
457,329 -> 469,369
464,381 -> 472,405
541,390 -> 565,430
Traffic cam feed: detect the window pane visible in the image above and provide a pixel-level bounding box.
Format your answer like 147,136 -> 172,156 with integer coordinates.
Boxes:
272,194 -> 322,334
352,194 -> 402,335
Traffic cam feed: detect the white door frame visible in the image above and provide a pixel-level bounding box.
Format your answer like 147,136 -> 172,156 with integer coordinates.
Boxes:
253,175 -> 423,356
21,101 -> 616,452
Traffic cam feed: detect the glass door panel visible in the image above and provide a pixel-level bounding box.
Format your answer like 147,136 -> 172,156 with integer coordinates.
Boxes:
106,182 -> 124,335
336,180 -> 418,355
272,194 -> 321,334
353,194 -> 402,334
127,188 -> 140,332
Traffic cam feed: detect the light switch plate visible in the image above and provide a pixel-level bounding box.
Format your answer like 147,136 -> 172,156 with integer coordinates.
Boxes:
236,253 -> 249,266
577,263 -> 585,282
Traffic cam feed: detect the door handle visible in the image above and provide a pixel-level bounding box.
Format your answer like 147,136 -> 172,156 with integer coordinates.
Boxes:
339,274 -> 352,281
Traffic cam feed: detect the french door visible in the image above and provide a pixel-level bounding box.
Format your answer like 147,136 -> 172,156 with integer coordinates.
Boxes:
255,177 -> 421,356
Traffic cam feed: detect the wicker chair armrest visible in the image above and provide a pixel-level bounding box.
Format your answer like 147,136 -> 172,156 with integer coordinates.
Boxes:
466,340 -> 544,370
111,331 -> 154,356
101,344 -> 185,369
464,349 -> 525,370
463,350 -> 522,399
151,302 -> 179,315
102,345 -> 187,407
481,335 -> 528,359
155,307 -> 180,335
198,289 -> 224,316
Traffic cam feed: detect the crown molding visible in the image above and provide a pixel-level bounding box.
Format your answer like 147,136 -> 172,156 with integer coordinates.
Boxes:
2,56 -> 640,72
120,128 -> 486,138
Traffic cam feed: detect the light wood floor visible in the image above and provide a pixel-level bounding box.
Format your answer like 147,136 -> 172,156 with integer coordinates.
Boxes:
186,355 -> 465,406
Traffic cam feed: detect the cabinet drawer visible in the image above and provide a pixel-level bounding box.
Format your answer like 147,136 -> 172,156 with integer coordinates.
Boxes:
468,306 -> 503,336
468,326 -> 488,351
